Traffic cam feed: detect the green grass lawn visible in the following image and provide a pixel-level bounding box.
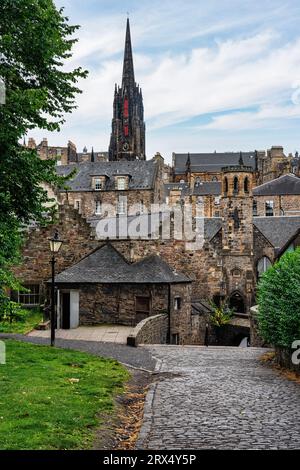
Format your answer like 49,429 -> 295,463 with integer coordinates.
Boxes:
0,340 -> 129,450
0,309 -> 42,334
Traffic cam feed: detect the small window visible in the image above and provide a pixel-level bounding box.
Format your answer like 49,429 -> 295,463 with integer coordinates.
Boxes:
135,296 -> 150,314
75,200 -> 81,212
253,200 -> 258,216
18,284 -> 40,306
117,177 -> 126,190
195,177 -> 201,187
265,200 -> 274,217
232,268 -> 241,277
224,177 -> 228,194
257,257 -> 272,278
212,176 -> 218,182
95,200 -> 101,215
233,176 -> 239,194
139,201 -> 144,214
95,178 -> 102,190
174,297 -> 182,310
117,198 -> 126,215
244,177 -> 249,193
56,148 -> 62,157
214,196 -> 220,205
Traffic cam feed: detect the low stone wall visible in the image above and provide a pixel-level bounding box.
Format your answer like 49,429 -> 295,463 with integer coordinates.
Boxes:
275,347 -> 300,375
250,305 -> 268,347
127,314 -> 168,347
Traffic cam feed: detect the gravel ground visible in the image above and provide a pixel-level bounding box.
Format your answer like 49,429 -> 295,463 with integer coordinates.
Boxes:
0,333 -> 156,371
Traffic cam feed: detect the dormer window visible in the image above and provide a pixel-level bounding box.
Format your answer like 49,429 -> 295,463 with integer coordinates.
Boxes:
95,178 -> 102,190
115,176 -> 128,190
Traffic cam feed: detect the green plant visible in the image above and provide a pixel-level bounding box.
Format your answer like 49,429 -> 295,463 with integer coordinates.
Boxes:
257,248 -> 300,348
210,300 -> 234,327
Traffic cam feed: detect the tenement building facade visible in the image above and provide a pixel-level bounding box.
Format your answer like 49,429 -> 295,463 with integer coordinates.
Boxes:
15,20 -> 300,346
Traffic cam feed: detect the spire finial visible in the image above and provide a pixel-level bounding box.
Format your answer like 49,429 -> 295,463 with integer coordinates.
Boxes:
122,17 -> 135,89
239,151 -> 244,166
91,146 -> 95,163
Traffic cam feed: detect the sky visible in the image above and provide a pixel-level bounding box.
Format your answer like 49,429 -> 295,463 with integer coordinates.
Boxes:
31,0 -> 300,163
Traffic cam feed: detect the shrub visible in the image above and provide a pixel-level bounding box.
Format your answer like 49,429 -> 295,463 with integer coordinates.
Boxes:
257,248 -> 300,348
210,301 -> 234,327
0,301 -> 30,324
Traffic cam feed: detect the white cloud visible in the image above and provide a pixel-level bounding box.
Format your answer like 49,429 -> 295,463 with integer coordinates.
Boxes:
30,1 -> 300,160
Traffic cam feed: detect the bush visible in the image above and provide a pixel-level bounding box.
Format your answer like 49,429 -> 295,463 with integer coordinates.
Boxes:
0,301 -> 30,324
257,248 -> 300,348
210,301 -> 234,327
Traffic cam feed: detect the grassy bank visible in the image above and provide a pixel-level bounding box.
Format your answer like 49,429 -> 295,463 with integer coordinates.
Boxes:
0,340 -> 129,449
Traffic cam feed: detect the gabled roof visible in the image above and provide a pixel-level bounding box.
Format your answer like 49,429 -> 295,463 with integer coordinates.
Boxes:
253,174 -> 300,196
192,181 -> 222,196
173,152 -> 257,174
253,216 -> 300,250
56,160 -> 157,191
53,244 -> 191,284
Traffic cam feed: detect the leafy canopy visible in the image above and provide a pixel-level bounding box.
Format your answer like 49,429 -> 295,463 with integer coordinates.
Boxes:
0,0 -> 87,297
257,248 -> 300,348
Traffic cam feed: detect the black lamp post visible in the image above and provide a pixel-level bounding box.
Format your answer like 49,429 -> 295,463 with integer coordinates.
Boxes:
49,230 -> 63,347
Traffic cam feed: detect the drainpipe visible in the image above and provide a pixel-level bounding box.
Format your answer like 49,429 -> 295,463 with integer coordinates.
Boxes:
167,283 -> 171,344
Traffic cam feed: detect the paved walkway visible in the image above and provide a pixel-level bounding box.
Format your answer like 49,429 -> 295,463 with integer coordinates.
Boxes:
137,346 -> 300,450
28,325 -> 133,344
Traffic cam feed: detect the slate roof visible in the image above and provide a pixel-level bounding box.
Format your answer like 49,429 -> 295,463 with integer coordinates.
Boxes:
173,152 -> 257,174
54,244 -> 191,284
164,182 -> 190,198
77,151 -> 108,162
253,216 -> 300,250
192,181 -> 222,196
56,160 -> 157,191
253,174 -> 300,196
191,300 -> 213,315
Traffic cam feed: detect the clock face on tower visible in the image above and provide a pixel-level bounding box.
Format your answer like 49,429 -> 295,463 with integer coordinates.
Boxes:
123,142 -> 129,151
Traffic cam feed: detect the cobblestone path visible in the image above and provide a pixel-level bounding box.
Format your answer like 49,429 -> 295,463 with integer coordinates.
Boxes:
137,346 -> 300,450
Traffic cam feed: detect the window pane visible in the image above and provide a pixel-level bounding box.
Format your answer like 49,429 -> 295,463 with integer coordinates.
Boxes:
136,296 -> 150,313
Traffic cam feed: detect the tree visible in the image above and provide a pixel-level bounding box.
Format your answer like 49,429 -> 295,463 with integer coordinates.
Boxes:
257,248 -> 300,348
0,0 -> 87,300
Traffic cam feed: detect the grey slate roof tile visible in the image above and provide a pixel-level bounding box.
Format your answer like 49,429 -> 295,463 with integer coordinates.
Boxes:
253,174 -> 300,196
173,152 -> 257,174
54,244 -> 191,284
253,216 -> 300,250
56,160 -> 157,191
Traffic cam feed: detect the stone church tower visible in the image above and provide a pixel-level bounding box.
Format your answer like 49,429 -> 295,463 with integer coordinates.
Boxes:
220,154 -> 255,313
108,19 -> 146,161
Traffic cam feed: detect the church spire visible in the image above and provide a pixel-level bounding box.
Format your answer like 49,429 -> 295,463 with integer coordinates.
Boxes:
122,18 -> 135,90
108,19 -> 145,161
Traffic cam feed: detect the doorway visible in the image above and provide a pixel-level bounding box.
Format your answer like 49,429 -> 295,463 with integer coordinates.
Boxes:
61,292 -> 70,329
229,292 -> 245,314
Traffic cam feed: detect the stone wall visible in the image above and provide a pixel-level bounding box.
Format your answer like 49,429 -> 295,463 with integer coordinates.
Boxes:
127,314 -> 168,346
254,195 -> 300,217
76,283 -> 168,326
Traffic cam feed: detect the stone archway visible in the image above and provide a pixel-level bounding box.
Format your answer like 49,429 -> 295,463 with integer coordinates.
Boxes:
229,291 -> 245,314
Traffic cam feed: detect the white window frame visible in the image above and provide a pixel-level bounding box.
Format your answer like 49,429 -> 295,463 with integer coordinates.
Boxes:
265,200 -> 274,217
18,284 -> 40,306
94,178 -> 102,191
95,200 -> 102,215
117,198 -> 126,215
117,177 -> 126,190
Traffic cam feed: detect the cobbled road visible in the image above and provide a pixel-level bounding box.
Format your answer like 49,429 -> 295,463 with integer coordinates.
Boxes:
137,346 -> 300,450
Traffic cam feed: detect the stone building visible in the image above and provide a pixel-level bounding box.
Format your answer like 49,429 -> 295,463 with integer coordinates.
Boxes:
16,19 -> 300,346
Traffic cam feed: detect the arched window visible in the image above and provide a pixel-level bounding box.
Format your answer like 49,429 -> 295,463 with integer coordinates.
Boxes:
195,177 -> 201,187
257,257 -> 272,278
224,177 -> 228,194
244,177 -> 249,193
212,176 -> 218,182
233,176 -> 239,194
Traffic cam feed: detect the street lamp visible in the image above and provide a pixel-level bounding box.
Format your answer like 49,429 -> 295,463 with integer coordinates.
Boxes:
49,230 -> 63,346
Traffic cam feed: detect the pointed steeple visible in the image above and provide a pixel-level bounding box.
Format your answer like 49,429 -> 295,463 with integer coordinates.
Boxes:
122,18 -> 135,90
91,147 -> 95,162
239,151 -> 244,166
